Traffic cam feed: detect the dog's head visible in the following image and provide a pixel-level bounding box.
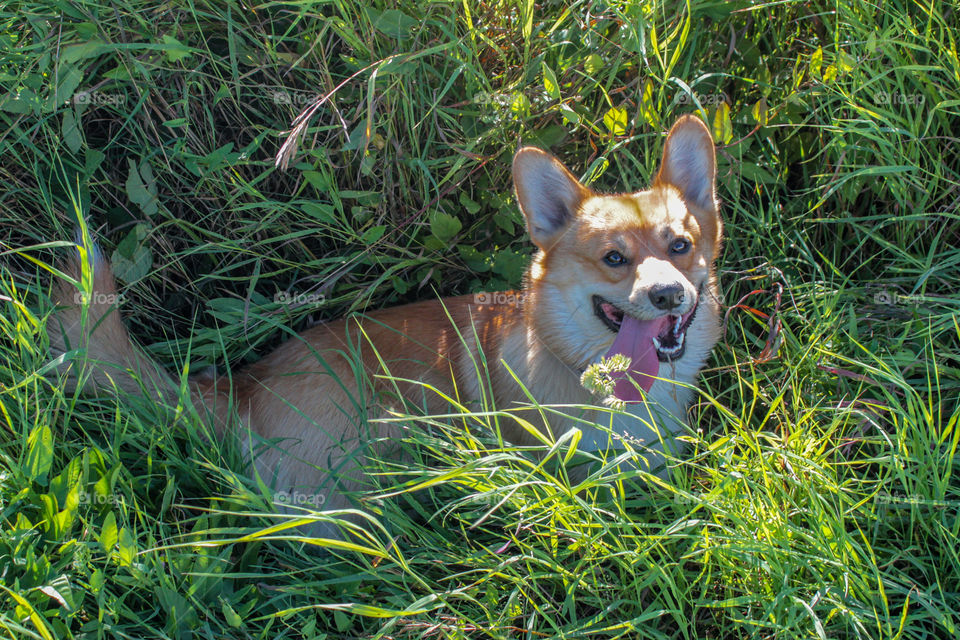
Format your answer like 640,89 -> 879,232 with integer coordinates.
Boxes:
513,115 -> 722,401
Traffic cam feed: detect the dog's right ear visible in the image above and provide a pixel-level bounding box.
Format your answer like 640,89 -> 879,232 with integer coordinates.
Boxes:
513,147 -> 588,251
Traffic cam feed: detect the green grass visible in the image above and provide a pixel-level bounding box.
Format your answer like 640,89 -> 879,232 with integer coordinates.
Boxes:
2,0 -> 960,637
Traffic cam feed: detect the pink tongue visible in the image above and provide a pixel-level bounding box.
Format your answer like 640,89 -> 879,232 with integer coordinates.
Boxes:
605,314 -> 665,402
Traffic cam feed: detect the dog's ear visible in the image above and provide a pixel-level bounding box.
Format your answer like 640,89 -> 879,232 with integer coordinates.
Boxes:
655,115 -> 717,213
513,147 -> 588,251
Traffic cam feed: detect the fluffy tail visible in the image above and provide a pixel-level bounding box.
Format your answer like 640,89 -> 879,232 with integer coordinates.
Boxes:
47,241 -> 177,403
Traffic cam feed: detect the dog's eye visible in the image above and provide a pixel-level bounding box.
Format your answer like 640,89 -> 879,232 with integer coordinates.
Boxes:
669,238 -> 691,254
603,251 -> 627,266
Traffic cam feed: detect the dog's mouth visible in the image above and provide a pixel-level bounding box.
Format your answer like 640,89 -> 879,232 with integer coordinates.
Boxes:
591,289 -> 701,403
592,294 -> 698,362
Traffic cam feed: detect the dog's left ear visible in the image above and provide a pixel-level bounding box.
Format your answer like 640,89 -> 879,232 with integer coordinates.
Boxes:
655,115 -> 718,213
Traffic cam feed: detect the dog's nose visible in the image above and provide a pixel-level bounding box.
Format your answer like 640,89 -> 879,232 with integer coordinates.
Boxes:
648,283 -> 685,310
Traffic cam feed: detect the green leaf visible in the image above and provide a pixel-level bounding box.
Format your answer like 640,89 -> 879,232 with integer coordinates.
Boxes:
810,46 -> 822,78
362,225 -> 386,243
301,202 -> 336,223
712,103 -> 733,144
222,601 -> 243,628
392,277 -> 410,294
520,0 -> 533,41
603,107 -> 628,136
51,66 -> 84,109
49,454 -> 83,511
559,103 -> 580,126
458,245 -> 491,272
117,527 -> 136,566
584,54 -> 603,75
542,62 -> 560,99
491,249 -> 527,284
111,224 -> 152,284
510,92 -> 531,116
334,610 -> 352,631
125,159 -> 159,216
161,35 -> 192,63
39,579 -> 74,612
639,79 -> 657,128
99,512 -> 118,554
62,40 -> 108,64
751,97 -> 769,126
373,10 -> 418,39
493,210 -> 517,234
62,110 -> 82,153
430,210 -> 462,243
157,587 -> 198,631
459,192 -> 481,214
1,88 -> 39,114
340,190 -> 380,205
25,425 -> 54,485
739,162 -> 777,185
379,57 -> 416,76
837,51 -> 855,74
85,148 -> 105,175
90,569 -> 105,593
302,170 -> 331,191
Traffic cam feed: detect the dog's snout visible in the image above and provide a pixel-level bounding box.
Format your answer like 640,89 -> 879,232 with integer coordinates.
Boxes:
648,283 -> 685,311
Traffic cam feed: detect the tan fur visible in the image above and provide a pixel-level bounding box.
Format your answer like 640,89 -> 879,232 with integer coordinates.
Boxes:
47,115 -> 724,537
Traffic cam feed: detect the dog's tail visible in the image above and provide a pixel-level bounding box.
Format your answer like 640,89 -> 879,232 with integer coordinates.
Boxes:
47,240 -> 178,404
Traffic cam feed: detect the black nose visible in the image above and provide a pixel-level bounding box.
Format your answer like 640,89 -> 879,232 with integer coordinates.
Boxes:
648,283 -> 685,310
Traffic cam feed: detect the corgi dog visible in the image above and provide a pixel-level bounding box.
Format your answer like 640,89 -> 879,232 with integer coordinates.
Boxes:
48,115 -> 723,537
